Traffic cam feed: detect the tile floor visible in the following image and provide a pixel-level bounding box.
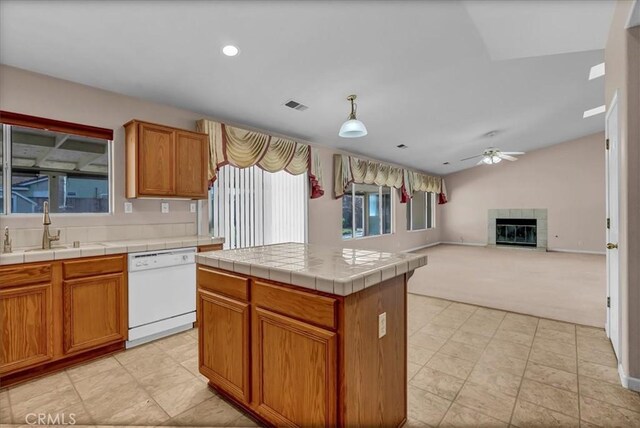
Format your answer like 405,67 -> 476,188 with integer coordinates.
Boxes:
1,294 -> 639,427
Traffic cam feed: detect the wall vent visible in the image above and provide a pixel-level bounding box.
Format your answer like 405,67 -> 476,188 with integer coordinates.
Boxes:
284,100 -> 309,111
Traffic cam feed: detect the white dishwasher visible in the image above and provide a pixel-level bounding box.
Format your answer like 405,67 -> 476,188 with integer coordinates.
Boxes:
127,247 -> 197,348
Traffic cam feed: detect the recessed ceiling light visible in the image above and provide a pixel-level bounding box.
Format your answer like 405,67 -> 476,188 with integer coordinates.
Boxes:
589,62 -> 605,80
583,105 -> 606,118
222,45 -> 239,57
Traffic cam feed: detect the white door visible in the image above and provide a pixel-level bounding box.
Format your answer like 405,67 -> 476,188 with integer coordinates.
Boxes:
605,92 -> 620,359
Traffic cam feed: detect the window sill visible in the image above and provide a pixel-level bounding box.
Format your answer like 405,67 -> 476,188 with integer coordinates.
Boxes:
342,232 -> 395,242
406,227 -> 436,233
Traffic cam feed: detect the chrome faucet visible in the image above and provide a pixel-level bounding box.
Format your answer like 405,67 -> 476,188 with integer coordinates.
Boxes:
3,227 -> 11,254
42,201 -> 60,250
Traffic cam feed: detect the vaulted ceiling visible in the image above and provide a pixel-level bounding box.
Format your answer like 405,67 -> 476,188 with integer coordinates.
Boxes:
0,0 -> 614,175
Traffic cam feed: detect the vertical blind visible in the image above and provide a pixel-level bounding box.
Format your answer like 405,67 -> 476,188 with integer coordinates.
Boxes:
210,165 -> 307,249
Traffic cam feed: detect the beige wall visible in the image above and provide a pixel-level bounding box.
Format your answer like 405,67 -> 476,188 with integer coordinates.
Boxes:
0,65 -> 438,252
439,133 -> 605,253
605,0 -> 640,382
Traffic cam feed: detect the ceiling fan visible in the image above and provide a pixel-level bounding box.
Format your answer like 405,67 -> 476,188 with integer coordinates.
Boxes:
460,148 -> 525,165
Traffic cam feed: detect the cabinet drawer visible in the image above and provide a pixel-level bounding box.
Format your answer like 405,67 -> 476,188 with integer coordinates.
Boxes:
0,263 -> 52,288
198,244 -> 223,253
253,281 -> 337,330
63,256 -> 125,280
198,267 -> 249,302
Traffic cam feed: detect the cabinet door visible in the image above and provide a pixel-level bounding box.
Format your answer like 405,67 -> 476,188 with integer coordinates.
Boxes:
138,123 -> 176,196
63,273 -> 126,355
0,283 -> 53,374
176,131 -> 208,198
199,289 -> 250,403
252,307 -> 337,427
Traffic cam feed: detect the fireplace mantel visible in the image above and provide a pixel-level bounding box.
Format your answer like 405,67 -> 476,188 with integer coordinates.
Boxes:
488,209 -> 548,250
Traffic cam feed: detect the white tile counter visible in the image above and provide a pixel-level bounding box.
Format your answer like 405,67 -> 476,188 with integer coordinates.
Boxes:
0,235 -> 225,265
196,242 -> 427,296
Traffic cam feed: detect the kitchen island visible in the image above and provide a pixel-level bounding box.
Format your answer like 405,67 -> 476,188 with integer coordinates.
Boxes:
196,243 -> 427,428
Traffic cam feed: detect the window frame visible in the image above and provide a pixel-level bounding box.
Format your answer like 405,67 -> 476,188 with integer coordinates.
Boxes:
342,183 -> 394,240
406,191 -> 436,231
0,112 -> 114,216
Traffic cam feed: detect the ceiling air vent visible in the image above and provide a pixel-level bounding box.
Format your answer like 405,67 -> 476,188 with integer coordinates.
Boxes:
284,99 -> 308,111
397,144 -> 408,149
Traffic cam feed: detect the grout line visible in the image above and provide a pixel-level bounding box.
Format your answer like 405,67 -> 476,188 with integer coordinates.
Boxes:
63,369 -> 96,426
507,317 -> 540,427
576,324 -> 582,424
438,310 -> 509,426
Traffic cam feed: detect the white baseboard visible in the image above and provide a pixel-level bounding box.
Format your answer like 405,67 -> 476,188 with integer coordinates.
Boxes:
548,248 -> 606,255
619,364 -> 640,391
440,241 -> 486,247
404,241 -> 442,253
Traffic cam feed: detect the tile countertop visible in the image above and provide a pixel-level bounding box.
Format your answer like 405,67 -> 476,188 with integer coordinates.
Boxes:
0,235 -> 225,265
196,242 -> 427,297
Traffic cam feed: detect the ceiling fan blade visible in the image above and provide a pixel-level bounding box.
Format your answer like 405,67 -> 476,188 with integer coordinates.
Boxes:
476,159 -> 485,165
500,151 -> 525,155
460,154 -> 482,161
500,154 -> 518,161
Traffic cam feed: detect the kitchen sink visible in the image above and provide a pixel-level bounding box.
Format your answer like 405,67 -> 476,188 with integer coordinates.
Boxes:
24,246 -> 70,252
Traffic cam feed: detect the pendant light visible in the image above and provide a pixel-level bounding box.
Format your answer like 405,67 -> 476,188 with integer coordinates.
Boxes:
339,95 -> 368,138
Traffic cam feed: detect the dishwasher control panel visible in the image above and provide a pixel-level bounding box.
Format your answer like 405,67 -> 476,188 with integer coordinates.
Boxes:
128,247 -> 196,272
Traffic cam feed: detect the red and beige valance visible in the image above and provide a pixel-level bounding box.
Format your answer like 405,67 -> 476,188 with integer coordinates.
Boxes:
334,154 -> 448,204
196,119 -> 324,198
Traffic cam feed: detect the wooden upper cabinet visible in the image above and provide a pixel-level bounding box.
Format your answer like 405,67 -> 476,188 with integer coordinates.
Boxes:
0,283 -> 54,374
125,120 -> 208,199
176,131 -> 208,198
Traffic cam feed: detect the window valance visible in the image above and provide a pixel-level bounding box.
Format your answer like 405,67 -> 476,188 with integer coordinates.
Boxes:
196,119 -> 324,198
334,154 -> 448,204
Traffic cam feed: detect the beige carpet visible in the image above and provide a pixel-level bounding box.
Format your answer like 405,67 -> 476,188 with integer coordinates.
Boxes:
408,244 -> 606,327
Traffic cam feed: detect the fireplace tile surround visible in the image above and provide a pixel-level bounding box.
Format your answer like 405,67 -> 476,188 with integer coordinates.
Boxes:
488,209 -> 548,250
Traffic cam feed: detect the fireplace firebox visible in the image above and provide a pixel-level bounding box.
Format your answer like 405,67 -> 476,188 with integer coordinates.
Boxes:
496,218 -> 537,247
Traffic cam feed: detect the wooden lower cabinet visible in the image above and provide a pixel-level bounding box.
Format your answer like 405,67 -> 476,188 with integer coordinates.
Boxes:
252,307 -> 337,427
63,273 -> 126,355
198,289 -> 250,403
198,266 -> 407,428
0,255 -> 127,386
0,282 -> 54,373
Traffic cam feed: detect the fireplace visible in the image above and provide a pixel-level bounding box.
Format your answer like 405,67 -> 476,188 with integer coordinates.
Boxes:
496,218 -> 537,247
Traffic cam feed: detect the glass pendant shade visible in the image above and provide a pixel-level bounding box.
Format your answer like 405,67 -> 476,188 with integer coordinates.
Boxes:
492,155 -> 502,163
482,156 -> 492,164
339,119 -> 368,138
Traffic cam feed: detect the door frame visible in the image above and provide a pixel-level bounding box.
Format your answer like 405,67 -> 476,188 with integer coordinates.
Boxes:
605,90 -> 621,358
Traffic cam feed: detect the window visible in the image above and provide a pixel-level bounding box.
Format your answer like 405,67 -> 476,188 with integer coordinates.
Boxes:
342,183 -> 393,239
209,164 -> 307,249
1,124 -> 112,214
406,191 -> 435,231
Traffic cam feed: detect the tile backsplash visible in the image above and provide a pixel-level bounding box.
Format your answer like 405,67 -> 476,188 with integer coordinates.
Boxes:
5,222 -> 197,248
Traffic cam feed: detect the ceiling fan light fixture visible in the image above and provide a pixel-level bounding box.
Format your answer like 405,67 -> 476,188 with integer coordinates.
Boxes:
492,155 -> 502,163
339,95 -> 367,138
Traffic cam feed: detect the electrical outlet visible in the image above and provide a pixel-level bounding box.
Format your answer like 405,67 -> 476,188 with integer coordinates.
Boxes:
161,202 -> 169,214
378,312 -> 387,338
124,202 -> 133,214
190,202 -> 197,213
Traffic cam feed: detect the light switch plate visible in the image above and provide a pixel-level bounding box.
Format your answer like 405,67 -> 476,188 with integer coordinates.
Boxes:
190,202 -> 197,213
378,312 -> 387,338
161,202 -> 169,214
124,202 -> 133,214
